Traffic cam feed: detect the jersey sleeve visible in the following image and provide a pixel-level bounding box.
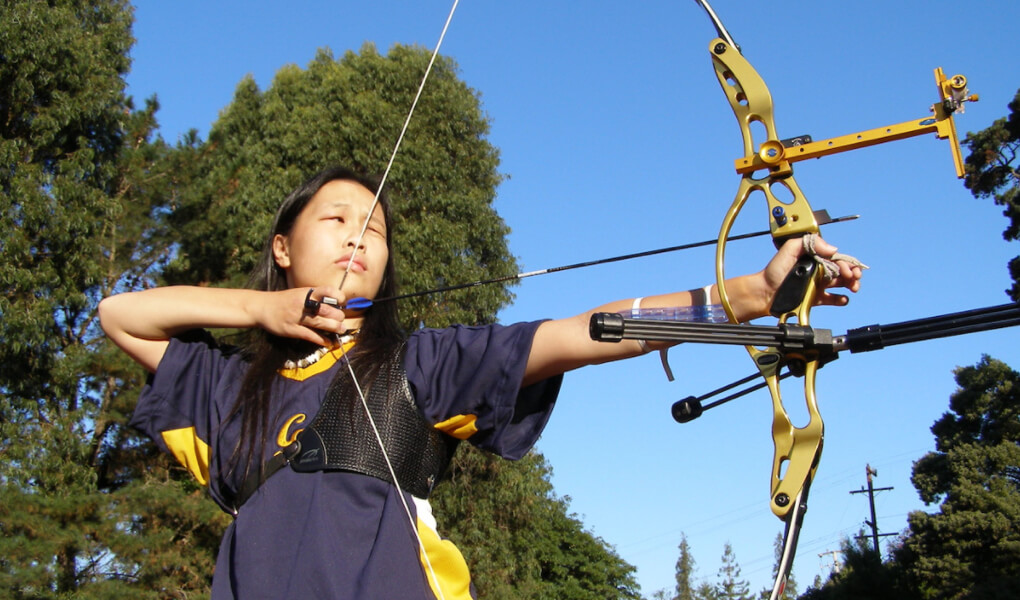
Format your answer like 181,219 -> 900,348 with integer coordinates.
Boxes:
129,329 -> 239,486
404,321 -> 562,460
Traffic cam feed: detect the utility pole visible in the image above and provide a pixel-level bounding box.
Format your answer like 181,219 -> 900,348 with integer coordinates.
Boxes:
849,464 -> 897,555
818,549 -> 843,574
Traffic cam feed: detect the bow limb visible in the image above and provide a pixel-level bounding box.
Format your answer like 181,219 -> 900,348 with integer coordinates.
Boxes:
705,32 -> 824,600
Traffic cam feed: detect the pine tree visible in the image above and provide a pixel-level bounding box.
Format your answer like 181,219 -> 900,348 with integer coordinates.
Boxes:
697,581 -> 722,600
0,1 -> 230,596
963,89 -> 1020,300
674,533 -> 698,600
895,356 -> 1020,599
715,542 -> 751,600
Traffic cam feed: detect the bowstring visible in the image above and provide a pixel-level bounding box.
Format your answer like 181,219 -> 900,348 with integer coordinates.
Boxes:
336,2 -> 461,598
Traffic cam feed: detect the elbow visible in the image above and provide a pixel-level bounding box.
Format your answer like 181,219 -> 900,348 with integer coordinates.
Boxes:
98,295 -> 114,335
98,294 -> 121,337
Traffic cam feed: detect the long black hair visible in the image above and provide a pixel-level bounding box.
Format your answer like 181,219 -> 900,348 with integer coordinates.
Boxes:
228,166 -> 405,482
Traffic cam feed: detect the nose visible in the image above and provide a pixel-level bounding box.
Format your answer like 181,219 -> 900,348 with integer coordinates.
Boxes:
343,232 -> 366,253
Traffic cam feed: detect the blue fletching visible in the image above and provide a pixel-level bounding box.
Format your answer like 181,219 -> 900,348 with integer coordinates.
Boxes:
344,297 -> 374,311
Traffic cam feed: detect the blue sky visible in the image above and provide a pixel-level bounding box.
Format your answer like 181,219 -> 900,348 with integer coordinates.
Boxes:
126,0 -> 1020,595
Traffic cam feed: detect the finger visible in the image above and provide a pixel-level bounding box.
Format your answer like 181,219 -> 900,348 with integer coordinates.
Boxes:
839,265 -> 863,292
817,291 -> 850,307
838,259 -> 862,282
314,287 -> 346,314
300,312 -> 345,336
823,274 -> 860,294
780,237 -> 804,258
303,287 -> 347,316
810,236 -> 838,258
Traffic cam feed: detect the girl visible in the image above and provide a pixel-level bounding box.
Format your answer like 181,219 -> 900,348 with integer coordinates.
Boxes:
99,165 -> 862,599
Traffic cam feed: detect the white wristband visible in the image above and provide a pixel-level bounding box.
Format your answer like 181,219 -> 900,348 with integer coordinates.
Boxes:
632,297 -> 649,353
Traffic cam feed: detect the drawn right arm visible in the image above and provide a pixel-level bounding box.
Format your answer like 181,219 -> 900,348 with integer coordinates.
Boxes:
98,286 -> 348,373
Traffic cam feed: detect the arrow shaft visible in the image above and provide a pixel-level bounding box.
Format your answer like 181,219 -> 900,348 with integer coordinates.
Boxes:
344,215 -> 857,310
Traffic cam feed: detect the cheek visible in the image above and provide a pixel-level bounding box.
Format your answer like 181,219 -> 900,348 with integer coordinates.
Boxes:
373,249 -> 390,286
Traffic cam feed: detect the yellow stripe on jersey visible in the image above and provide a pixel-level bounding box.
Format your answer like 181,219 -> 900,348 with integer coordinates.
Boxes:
417,516 -> 473,600
161,426 -> 211,485
277,340 -> 357,382
433,414 -> 478,440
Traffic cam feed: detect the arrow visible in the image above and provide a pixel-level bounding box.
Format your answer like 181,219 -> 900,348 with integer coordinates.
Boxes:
336,213 -> 858,311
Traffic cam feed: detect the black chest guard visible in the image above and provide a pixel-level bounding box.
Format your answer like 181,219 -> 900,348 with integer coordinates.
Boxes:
289,347 -> 459,497
233,348 -> 459,512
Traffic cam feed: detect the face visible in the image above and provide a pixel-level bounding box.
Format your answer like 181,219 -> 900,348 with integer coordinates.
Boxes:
272,179 -> 389,301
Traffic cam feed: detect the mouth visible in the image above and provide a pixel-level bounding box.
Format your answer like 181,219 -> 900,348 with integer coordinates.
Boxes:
337,254 -> 366,273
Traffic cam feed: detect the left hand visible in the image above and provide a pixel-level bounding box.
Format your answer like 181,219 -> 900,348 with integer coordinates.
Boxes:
759,236 -> 864,314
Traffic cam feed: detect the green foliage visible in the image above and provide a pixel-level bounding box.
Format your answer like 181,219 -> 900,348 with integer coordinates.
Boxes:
163,43 -> 515,330
696,581 -> 722,600
0,1 -> 228,596
894,356 -> 1020,599
674,534 -> 698,600
715,542 -> 751,600
430,446 -> 640,599
798,534 -> 915,600
662,534 -> 732,600
799,356 -> 1020,600
963,90 -> 1020,300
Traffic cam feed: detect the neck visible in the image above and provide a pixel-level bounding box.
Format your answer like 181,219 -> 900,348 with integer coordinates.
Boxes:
343,314 -> 365,333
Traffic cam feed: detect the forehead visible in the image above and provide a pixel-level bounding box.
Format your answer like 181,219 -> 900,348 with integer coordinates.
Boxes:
306,179 -> 384,220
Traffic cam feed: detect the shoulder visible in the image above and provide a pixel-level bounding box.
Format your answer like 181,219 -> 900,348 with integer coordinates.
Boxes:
403,320 -> 548,392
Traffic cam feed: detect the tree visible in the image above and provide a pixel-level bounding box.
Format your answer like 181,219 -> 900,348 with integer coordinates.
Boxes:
894,355 -> 1020,599
963,90 -> 1020,300
0,1 -> 230,597
162,43 -> 516,331
715,542 -> 751,600
798,533 -> 915,600
674,533 -> 698,600
431,446 -> 640,599
697,581 -> 722,600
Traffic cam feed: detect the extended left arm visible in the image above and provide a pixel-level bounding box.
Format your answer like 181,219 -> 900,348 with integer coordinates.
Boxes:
523,237 -> 862,386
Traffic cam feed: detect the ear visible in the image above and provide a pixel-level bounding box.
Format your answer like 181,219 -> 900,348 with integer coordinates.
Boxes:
272,234 -> 291,268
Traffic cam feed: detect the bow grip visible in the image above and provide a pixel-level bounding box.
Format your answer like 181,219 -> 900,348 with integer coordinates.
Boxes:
770,255 -> 817,317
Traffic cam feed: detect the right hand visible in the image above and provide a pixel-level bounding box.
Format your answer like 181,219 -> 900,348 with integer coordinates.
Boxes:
254,287 -> 350,346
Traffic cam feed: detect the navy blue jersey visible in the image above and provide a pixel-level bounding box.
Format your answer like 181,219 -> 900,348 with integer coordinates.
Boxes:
130,322 -> 562,599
